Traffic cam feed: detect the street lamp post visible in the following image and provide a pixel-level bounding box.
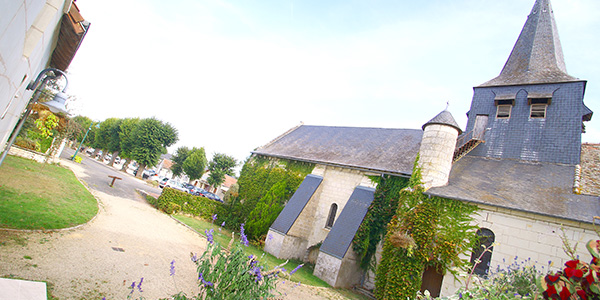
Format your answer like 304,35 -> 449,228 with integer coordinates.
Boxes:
71,120 -> 96,160
0,68 -> 69,167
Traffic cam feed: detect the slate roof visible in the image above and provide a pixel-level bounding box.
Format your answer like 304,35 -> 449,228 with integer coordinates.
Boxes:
320,186 -> 376,259
422,110 -> 463,134
253,125 -> 423,176
479,0 -> 580,87
426,156 -> 600,224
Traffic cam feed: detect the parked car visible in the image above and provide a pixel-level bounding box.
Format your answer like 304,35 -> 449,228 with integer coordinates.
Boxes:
164,179 -> 187,192
181,183 -> 196,194
158,177 -> 169,188
203,191 -> 223,203
190,186 -> 208,196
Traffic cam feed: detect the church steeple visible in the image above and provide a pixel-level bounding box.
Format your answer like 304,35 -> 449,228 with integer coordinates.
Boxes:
480,0 -> 579,87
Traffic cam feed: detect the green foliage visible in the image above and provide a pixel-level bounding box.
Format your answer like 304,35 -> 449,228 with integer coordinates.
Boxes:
218,156 -> 313,238
118,118 -> 140,160
155,187 -> 220,219
190,241 -> 280,299
375,179 -> 478,299
207,153 -> 238,189
14,137 -> 41,152
34,113 -> 59,138
183,147 -> 207,181
171,146 -> 191,177
130,117 -> 178,168
245,181 -> 287,240
223,183 -> 239,204
352,175 -> 409,270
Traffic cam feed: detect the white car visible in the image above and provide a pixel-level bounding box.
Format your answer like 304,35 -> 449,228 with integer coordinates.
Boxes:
164,179 -> 187,192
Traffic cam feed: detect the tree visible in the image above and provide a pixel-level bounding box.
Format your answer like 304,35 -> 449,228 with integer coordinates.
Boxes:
207,153 -> 237,190
171,146 -> 191,177
96,118 -> 122,165
118,118 -> 140,171
130,117 -> 178,178
182,147 -> 207,182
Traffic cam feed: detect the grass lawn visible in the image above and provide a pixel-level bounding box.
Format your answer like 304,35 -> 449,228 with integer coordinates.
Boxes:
0,155 -> 98,229
173,215 -> 331,288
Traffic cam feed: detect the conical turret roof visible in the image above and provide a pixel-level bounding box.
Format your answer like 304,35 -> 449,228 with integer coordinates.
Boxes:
479,0 -> 579,87
422,110 -> 462,134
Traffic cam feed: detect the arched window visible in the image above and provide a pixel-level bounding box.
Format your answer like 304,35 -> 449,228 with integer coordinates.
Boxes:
325,203 -> 337,228
470,228 -> 495,276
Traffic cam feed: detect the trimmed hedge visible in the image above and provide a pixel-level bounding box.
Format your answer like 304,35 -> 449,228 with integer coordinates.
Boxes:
154,187 -> 220,219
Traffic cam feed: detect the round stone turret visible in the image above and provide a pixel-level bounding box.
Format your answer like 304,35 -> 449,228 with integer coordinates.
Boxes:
418,110 -> 462,190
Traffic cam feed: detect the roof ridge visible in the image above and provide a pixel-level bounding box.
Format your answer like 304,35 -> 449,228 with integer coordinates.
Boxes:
255,122 -> 304,151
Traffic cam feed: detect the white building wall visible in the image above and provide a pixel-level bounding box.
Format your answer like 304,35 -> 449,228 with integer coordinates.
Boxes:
0,0 -> 70,152
440,204 -> 597,297
303,165 -> 375,249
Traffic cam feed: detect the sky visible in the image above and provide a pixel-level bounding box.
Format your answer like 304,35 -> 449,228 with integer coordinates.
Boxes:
66,0 -> 600,174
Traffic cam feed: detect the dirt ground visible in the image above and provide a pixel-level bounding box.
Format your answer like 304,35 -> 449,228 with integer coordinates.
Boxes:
0,159 -> 362,299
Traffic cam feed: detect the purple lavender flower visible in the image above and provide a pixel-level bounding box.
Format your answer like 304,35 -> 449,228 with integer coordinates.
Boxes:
290,263 -> 304,275
205,228 -> 214,244
199,272 -> 213,287
129,281 -> 135,294
221,221 -> 225,227
137,277 -> 144,293
191,253 -> 198,262
240,223 -> 249,246
170,259 -> 176,276
212,214 -> 217,222
252,265 -> 263,282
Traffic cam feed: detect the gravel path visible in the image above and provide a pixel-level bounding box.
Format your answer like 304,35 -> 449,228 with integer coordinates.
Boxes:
0,158 -> 354,300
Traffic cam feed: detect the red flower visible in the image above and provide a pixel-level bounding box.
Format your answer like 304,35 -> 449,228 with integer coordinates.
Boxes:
565,268 -> 575,278
586,272 -> 595,284
566,260 -> 580,269
570,269 -> 584,280
546,285 -> 558,297
546,274 -> 562,284
559,288 -> 571,300
577,289 -> 588,300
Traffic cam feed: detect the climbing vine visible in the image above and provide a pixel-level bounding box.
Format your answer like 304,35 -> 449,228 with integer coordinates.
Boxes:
371,159 -> 478,299
375,182 -> 479,299
216,155 -> 314,240
352,174 -> 409,270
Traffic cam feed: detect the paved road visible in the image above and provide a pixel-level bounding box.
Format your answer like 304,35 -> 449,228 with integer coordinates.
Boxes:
61,148 -> 162,199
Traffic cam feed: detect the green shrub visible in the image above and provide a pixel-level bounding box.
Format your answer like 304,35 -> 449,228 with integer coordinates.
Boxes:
14,137 -> 41,152
155,187 -> 220,219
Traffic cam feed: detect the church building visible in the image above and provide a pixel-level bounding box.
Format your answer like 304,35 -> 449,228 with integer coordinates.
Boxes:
256,0 -> 599,296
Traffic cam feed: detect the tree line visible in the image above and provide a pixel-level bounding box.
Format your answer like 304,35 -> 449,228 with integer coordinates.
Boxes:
69,116 -> 237,189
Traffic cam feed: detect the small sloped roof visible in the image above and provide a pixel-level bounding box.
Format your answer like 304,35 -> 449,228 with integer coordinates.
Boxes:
426,156 -> 600,224
253,125 -> 423,176
479,0 -> 580,87
422,110 -> 462,134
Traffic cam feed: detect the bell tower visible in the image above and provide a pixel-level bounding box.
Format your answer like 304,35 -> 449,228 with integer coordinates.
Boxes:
462,0 -> 592,165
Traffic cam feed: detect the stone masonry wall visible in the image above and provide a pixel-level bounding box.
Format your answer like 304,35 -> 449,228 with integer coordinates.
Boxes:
286,164 -> 375,258
440,204 -> 598,296
418,124 -> 459,189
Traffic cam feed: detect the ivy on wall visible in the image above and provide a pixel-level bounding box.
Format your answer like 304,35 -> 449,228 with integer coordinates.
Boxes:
352,174 -> 409,270
216,155 -> 314,240
375,183 -> 479,299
